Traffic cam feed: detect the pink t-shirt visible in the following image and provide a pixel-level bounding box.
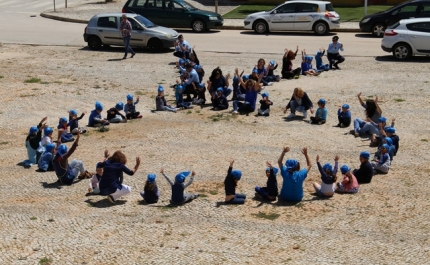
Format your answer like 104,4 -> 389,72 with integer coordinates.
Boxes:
341,174 -> 359,192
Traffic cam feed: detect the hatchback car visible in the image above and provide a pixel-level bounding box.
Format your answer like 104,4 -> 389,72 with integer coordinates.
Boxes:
243,0 -> 340,35
381,18 -> 430,60
360,0 -> 430,37
122,0 -> 223,32
83,13 -> 178,52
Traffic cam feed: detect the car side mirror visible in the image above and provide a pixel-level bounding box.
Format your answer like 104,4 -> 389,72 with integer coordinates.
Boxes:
272,10 -> 277,14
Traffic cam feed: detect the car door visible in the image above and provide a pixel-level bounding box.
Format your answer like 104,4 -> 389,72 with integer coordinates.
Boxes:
96,16 -> 122,45
406,21 -> 430,53
128,17 -> 149,47
268,2 -> 296,31
294,3 -> 319,30
388,3 -> 420,26
163,0 -> 189,28
143,0 -> 165,25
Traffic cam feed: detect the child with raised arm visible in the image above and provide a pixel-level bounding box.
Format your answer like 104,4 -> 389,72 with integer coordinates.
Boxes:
224,158 -> 246,204
161,169 -> 199,205
312,155 -> 338,198
88,149 -> 109,194
315,47 -> 330,71
36,126 -> 54,163
68,110 -> 87,135
124,94 -> 142,119
140,174 -> 160,204
255,161 -> 279,201
336,165 -> 359,194
24,116 -> 47,166
57,117 -> 74,143
301,49 -> 320,76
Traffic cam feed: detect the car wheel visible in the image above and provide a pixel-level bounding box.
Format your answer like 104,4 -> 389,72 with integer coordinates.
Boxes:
192,19 -> 207,33
148,38 -> 163,53
392,43 -> 412,60
313,21 -> 328,35
254,20 -> 268,34
372,23 -> 386,37
88,36 -> 102,50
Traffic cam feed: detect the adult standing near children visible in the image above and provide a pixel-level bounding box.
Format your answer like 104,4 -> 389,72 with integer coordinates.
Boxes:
98,150 -> 141,204
327,35 -> 344,69
284,87 -> 314,119
278,146 -> 312,202
173,34 -> 192,59
351,92 -> 382,137
120,14 -> 135,60
281,46 -> 301,79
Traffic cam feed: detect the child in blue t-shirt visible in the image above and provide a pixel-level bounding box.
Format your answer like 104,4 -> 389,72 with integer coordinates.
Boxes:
313,154 -> 338,198
38,143 -> 56,172
315,47 -> 330,71
255,161 -> 279,201
140,174 -> 160,204
337,104 -> 351,127
310,98 -> 328,124
175,85 -> 193,109
301,50 -> 320,76
88,101 -> 110,127
161,169 -> 199,205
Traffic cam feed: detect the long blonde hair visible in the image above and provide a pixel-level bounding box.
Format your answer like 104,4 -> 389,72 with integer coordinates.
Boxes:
293,87 -> 304,101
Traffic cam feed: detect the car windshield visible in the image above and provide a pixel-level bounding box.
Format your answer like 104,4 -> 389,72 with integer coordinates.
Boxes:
134,15 -> 155,28
181,1 -> 197,11
325,4 -> 334,12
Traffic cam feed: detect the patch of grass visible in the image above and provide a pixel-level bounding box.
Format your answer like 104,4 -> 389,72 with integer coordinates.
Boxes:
93,85 -> 101,89
20,93 -> 36,98
0,75 -> 4,79
394,98 -> 405,102
53,81 -> 62,84
164,231 -> 172,236
186,110 -> 192,115
195,110 -> 200,114
208,113 -> 235,122
252,211 -> 280,220
24,77 -> 41,83
209,190 -> 218,195
40,81 -> 49,85
97,126 -> 109,132
223,4 -> 277,19
135,90 -> 144,96
199,194 -> 208,198
47,219 -> 54,222
424,81 -> 429,83
421,139 -> 428,142
39,257 -> 52,265
30,216 -> 37,220
0,141 -> 8,145
220,237 -> 226,241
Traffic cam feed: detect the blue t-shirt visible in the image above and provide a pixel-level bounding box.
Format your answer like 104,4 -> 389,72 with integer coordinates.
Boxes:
280,167 -> 308,202
301,62 -> 309,75
88,110 -> 102,127
316,107 -> 328,120
244,89 -> 258,110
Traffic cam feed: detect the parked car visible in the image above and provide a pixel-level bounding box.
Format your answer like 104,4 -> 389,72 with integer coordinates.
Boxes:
360,0 -> 430,37
381,17 -> 430,60
122,0 -> 223,33
243,0 -> 340,35
83,13 -> 178,52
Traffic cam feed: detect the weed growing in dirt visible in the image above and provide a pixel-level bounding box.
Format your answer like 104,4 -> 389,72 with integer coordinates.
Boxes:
30,216 -> 37,220
24,77 -> 41,83
252,212 -> 280,220
97,126 -> 109,132
135,90 -> 144,95
394,98 -> 405,102
39,257 -> 52,265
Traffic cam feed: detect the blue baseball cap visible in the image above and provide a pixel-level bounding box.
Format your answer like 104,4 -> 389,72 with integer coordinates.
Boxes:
261,92 -> 269,98
115,102 -> 124,111
57,144 -> 68,156
70,109 -> 78,116
342,104 -> 349,109
45,143 -> 55,152
318,98 -> 326,105
147,174 -> 156,183
217,87 -> 223,92
177,85 -> 183,91
285,159 -> 298,170
322,163 -> 333,172
385,127 -> 396,133
29,126 -> 38,135
194,64 -> 201,69
384,137 -> 393,145
95,101 -> 103,111
44,127 -> 53,136
179,58 -> 185,65
60,117 -> 68,123
360,151 -> 370,159
175,171 -> 190,183
378,117 -> 387,123
198,83 -> 204,88
270,60 -> 275,65
340,165 -> 350,174
266,167 -> 279,175
253,68 -> 258,74
242,75 -> 249,81
381,144 -> 389,150
127,94 -> 133,101
158,85 -> 164,92
231,170 -> 242,180
308,56 -> 313,60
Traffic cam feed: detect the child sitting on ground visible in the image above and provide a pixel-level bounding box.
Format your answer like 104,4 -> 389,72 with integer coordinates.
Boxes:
57,117 -> 74,143
24,116 -> 47,166
384,126 -> 399,156
310,98 -> 327,125
88,101 -> 110,127
211,87 -> 229,111
124,94 -> 142,119
301,50 -> 320,76
232,73 -> 246,101
257,92 -> 273,117
175,85 -> 193,109
336,165 -> 359,193
265,60 -> 281,83
374,137 -> 395,161
68,110 -> 87,135
161,169 -> 199,205
192,83 -> 206,105
371,144 -> 391,174
107,102 -> 127,123
353,151 -> 374,184
36,127 -> 54,163
140,174 -> 160,204
224,158 -> 246,204
371,117 -> 395,146
38,143 -> 56,172
315,47 -> 330,71
155,85 -> 180,112
88,149 -> 109,194
313,155 -> 338,198
255,161 -> 278,201
337,104 -> 351,127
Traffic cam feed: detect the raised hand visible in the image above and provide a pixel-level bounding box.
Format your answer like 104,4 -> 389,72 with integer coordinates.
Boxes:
301,147 -> 308,155
316,154 -> 319,162
334,155 -> 339,162
283,146 -> 290,153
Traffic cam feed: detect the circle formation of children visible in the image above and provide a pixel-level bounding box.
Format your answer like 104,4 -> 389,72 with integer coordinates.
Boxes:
22,36 -> 399,204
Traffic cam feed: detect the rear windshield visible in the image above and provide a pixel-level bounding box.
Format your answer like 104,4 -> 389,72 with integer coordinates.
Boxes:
325,3 -> 334,12
388,22 -> 400,29
135,15 -> 155,27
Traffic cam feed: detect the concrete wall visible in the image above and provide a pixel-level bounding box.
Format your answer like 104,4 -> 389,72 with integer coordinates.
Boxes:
244,0 -> 405,6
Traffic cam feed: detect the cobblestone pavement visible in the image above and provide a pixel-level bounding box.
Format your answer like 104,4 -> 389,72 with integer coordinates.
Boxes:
0,43 -> 430,264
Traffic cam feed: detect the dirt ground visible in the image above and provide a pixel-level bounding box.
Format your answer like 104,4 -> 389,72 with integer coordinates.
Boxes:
0,43 -> 429,264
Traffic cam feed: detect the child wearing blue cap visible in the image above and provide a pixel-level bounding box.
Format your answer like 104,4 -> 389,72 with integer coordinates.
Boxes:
336,165 -> 359,193
224,158 -> 246,204
265,60 -> 281,83
88,149 -> 109,194
107,102 -> 127,123
313,154 -> 338,198
383,126 -> 399,156
53,132 -> 90,185
57,117 -> 74,143
230,68 -> 261,115
88,101 -> 110,127
278,146 -> 312,202
309,98 -> 327,124
24,116 -> 47,166
36,126 -> 55,163
255,161 -> 279,201
301,50 -> 320,76
374,137 -> 395,161
37,143 -> 56,172
211,87 -> 229,111
155,85 -> 180,112
337,104 -> 351,127
192,83 -> 206,105
175,85 -> 194,109
371,117 -> 395,147
251,58 -> 273,86
353,151 -> 374,184
161,169 -> 199,205
140,174 -> 160,204
257,92 -> 273,116
124,94 -> 142,119
68,110 -> 87,135
371,144 -> 391,174
315,47 -> 330,71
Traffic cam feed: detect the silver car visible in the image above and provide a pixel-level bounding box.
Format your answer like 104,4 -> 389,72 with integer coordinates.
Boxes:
84,13 -> 178,52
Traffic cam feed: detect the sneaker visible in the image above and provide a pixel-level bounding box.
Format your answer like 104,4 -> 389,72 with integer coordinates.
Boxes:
267,82 -> 274,86
107,195 -> 115,204
232,110 -> 239,115
286,113 -> 295,119
303,111 -> 308,119
335,123 -> 341,127
131,53 -> 135,58
349,129 -> 356,134
229,109 -> 235,113
340,123 -> 346,128
354,132 -> 359,137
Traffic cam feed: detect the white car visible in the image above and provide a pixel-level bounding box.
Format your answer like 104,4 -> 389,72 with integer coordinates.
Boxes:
381,18 -> 430,60
243,0 -> 340,35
